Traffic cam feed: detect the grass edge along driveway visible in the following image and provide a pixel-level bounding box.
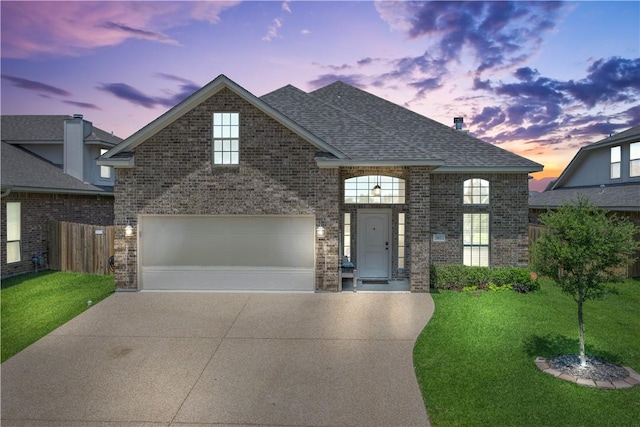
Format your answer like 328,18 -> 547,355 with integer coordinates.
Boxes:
1,271 -> 115,362
414,278 -> 640,427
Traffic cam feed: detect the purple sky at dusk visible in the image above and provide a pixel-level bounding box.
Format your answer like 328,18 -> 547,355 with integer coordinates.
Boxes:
1,1 -> 639,191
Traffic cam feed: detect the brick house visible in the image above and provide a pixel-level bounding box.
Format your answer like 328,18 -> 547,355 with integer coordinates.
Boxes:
1,115 -> 120,277
99,75 -> 542,292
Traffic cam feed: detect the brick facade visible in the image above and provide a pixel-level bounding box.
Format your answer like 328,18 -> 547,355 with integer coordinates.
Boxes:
430,172 -> 531,268
114,88 -> 340,290
1,192 -> 114,277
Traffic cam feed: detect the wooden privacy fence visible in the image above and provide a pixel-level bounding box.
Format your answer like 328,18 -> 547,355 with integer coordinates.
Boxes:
48,220 -> 115,275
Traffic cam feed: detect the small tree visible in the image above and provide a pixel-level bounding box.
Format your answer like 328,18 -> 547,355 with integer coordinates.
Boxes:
531,196 -> 639,366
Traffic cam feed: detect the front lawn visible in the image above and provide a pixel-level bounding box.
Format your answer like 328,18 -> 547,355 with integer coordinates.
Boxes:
1,271 -> 115,362
414,278 -> 640,426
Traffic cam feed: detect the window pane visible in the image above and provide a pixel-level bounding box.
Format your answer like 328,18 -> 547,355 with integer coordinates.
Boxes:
463,179 -> 490,205
344,176 -> 405,204
213,113 -> 222,126
214,140 -> 222,151
230,113 -> 239,126
7,202 -> 20,241
7,241 -> 20,263
631,159 -> 640,177
213,126 -> 222,138
231,140 -> 239,152
631,142 -> 640,160
214,152 -> 223,164
611,162 -> 621,179
223,152 -> 231,164
222,126 -> 230,138
223,140 -> 230,151
611,146 -> 621,162
231,152 -> 239,164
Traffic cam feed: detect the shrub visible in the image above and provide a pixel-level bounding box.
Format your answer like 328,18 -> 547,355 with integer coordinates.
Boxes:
430,264 -> 539,293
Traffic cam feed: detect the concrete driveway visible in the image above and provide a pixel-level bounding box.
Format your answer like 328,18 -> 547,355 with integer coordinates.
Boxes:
1,291 -> 434,426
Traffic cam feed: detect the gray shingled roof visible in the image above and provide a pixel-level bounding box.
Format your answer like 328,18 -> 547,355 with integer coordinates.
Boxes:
1,142 -> 112,195
529,183 -> 640,211
1,115 -> 122,145
261,85 -> 440,161
261,81 -> 541,170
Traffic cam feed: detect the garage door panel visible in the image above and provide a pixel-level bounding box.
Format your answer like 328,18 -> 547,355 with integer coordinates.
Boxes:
140,215 -> 315,291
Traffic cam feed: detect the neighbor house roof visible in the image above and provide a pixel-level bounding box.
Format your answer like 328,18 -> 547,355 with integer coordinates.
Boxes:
101,74 -> 543,172
1,142 -> 112,195
1,115 -> 122,146
529,183 -> 640,211
551,125 -> 640,190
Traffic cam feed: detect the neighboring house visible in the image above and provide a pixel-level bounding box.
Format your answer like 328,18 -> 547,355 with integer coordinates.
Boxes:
530,125 -> 640,277
1,115 -> 121,277
99,75 -> 543,292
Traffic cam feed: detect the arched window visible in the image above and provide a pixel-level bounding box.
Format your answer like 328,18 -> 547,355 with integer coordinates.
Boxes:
344,175 -> 405,204
463,178 -> 489,205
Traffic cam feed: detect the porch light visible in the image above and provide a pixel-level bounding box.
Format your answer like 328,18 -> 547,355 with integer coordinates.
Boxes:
316,225 -> 326,238
371,184 -> 381,197
124,224 -> 133,237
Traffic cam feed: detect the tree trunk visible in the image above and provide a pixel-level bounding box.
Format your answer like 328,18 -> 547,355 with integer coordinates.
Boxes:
577,294 -> 586,366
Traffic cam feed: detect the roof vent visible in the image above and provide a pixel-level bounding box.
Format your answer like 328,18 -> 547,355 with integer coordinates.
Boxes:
454,117 -> 464,130
73,114 -> 83,120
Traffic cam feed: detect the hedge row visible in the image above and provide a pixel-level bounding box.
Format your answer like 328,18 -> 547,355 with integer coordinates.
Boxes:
430,265 -> 539,293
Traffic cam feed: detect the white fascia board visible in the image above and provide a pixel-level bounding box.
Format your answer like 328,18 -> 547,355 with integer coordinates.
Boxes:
97,157 -> 135,168
316,159 -> 444,168
105,75 -> 346,160
432,165 -> 544,173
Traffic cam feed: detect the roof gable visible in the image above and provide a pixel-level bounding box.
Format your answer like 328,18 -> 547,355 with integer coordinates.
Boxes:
104,75 -> 346,163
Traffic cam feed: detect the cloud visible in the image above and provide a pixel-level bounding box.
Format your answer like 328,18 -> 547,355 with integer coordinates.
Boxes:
375,1 -> 566,74
97,74 -> 199,109
63,100 -> 101,111
263,1 -> 293,42
301,29 -> 311,36
561,57 -> 640,108
1,74 -> 71,96
1,1 -> 239,58
101,21 -> 180,46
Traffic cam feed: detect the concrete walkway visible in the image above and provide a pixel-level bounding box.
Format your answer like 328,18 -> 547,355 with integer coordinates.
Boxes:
1,291 -> 434,426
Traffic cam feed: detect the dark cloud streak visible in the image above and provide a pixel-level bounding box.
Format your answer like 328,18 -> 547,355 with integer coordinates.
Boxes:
1,74 -> 71,96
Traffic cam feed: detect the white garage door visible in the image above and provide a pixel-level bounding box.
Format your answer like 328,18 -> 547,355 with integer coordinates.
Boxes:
139,215 -> 315,291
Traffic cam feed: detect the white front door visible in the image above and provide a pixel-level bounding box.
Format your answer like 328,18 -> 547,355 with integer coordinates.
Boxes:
357,210 -> 391,279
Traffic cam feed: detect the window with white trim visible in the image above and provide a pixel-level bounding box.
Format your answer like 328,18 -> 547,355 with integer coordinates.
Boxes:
398,213 -> 406,269
213,112 -> 239,165
463,178 -> 489,205
463,213 -> 489,267
6,202 -> 21,263
611,146 -> 621,179
343,213 -> 351,260
344,175 -> 405,204
631,142 -> 640,177
100,149 -> 112,179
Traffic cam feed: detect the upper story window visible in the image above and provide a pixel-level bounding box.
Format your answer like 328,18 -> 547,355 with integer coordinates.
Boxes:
631,142 -> 640,177
99,149 -> 112,179
344,175 -> 405,204
611,146 -> 621,179
213,112 -> 239,165
463,179 -> 489,205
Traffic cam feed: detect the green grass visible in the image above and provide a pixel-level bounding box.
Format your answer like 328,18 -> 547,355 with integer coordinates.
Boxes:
1,271 -> 115,362
414,279 -> 640,427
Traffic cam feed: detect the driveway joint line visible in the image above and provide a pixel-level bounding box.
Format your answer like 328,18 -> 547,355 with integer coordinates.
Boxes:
169,294 -> 252,424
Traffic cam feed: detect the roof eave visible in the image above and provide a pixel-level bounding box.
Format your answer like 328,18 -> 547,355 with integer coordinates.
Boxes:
104,75 -> 347,161
0,185 -> 113,196
315,159 -> 444,168
433,165 -> 544,173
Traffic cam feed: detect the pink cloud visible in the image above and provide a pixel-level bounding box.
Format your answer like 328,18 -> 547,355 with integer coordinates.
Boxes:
1,1 -> 240,59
